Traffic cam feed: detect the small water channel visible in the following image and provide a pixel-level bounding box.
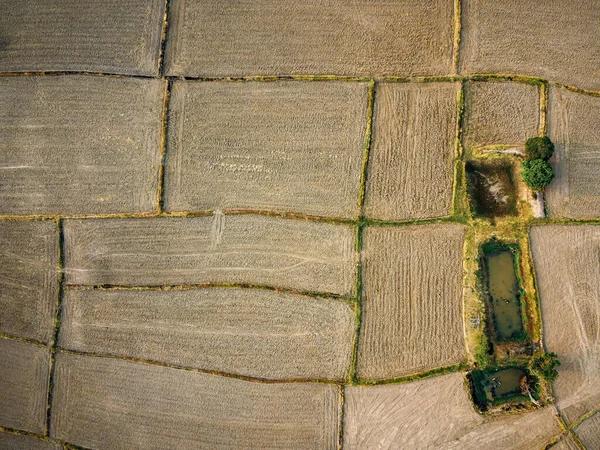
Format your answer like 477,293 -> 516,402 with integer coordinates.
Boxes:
484,248 -> 525,341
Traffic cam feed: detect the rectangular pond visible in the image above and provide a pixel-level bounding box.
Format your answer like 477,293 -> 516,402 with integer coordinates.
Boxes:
471,367 -> 530,408
484,248 -> 525,342
466,161 -> 517,217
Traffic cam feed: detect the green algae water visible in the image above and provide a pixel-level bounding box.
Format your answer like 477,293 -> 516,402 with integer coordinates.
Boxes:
473,367 -> 529,405
485,249 -> 524,341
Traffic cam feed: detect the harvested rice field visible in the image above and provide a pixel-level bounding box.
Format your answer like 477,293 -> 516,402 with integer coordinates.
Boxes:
356,224 -> 466,380
2,1 -> 600,448
530,225 -> 600,425
364,82 -> 458,221
546,86 -> 600,218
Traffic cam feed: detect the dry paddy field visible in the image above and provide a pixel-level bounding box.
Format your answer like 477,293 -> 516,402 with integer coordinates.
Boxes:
550,435 -> 583,450
364,82 -> 458,221
463,80 -> 540,150
0,432 -> 60,450
59,287 -> 355,381
63,214 -> 356,296
165,0 -> 454,78
460,0 -> 600,91
546,87 -> 600,218
575,413 -> 600,449
356,224 -> 466,380
530,225 -> 600,425
164,81 -> 368,218
50,353 -> 340,450
344,372 -> 562,449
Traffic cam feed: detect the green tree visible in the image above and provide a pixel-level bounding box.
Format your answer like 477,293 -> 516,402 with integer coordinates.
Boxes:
520,159 -> 555,190
529,353 -> 561,382
525,136 -> 555,160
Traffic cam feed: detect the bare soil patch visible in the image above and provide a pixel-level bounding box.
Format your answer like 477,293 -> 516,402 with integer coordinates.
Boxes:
164,81 -> 368,218
460,0 -> 600,91
344,372 -> 560,449
50,353 -> 340,449
165,0 -> 454,77
463,81 -> 539,149
357,224 -> 466,380
530,225 -> 600,424
0,0 -> 165,75
64,214 -> 356,296
546,87 -> 600,219
364,82 -> 458,221
0,338 -> 50,434
0,76 -> 164,215
60,287 -> 355,381
0,221 -> 58,343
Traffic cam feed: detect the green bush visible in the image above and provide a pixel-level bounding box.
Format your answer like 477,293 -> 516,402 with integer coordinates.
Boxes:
525,136 -> 555,160
529,353 -> 560,382
520,159 -> 555,190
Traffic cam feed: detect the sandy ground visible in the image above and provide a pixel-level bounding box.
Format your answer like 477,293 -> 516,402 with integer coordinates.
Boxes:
546,86 -> 600,219
60,287 -> 355,381
51,353 -> 340,450
0,221 -> 57,343
364,82 -> 458,220
63,214 -> 356,296
0,0 -> 164,76
0,76 -> 164,215
344,372 -> 561,449
165,0 -> 454,77
164,81 -> 368,218
530,225 -> 600,425
0,338 -> 49,434
357,224 -> 466,380
460,0 -> 600,91
463,81 -> 539,149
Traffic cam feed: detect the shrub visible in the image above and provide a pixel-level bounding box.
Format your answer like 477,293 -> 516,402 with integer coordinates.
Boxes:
525,136 -> 555,160
520,159 -> 555,190
529,353 -> 560,382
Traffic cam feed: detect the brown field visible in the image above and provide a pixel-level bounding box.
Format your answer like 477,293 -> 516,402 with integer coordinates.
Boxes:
164,81 -> 368,218
64,214 -> 356,295
463,81 -> 539,149
530,225 -> 600,424
364,82 -> 458,221
60,287 -> 355,381
0,76 -> 164,215
0,221 -> 57,343
0,0 -> 165,76
165,0 -> 454,78
575,413 -> 600,449
344,372 -> 561,449
51,353 -> 340,449
549,435 -> 581,450
546,87 -> 600,219
0,338 -> 50,434
460,0 -> 600,91
0,432 -> 60,450
356,224 -> 466,380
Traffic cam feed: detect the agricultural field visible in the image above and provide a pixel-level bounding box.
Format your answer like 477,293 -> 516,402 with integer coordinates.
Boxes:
460,0 -> 600,91
0,221 -> 58,343
357,224 -> 466,380
2,0 -> 600,448
50,353 -> 340,450
546,87 -> 600,218
59,287 -> 355,381
0,338 -> 50,434
463,80 -> 540,150
63,214 -> 356,296
344,372 -> 562,449
530,225 -> 600,425
0,76 -> 164,215
165,0 -> 454,78
164,81 -> 368,218
0,0 -> 165,75
364,82 -> 458,220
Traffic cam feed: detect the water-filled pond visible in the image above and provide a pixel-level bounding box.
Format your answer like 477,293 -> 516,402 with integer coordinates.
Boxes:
466,161 -> 517,217
485,249 -> 524,341
475,367 -> 529,404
